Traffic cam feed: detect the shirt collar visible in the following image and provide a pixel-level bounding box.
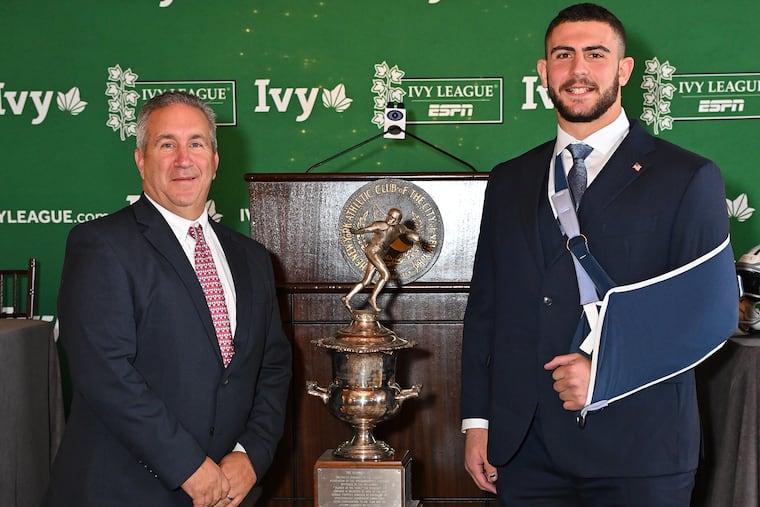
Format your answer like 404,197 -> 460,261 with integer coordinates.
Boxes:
554,108 -> 630,158
142,193 -> 209,243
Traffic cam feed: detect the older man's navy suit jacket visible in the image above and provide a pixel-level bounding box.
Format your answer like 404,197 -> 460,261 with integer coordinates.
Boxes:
46,195 -> 291,506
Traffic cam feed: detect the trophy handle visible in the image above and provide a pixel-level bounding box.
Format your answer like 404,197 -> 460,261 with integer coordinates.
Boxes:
396,383 -> 422,403
306,380 -> 330,404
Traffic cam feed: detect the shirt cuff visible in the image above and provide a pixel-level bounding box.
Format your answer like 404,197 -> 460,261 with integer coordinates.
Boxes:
461,418 -> 489,434
233,442 -> 247,453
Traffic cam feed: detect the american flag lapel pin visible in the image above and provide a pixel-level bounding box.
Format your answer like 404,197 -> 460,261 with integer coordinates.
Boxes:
632,162 -> 642,172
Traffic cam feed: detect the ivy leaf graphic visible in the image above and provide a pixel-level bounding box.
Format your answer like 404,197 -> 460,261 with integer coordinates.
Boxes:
727,193 -> 755,222
660,62 -> 676,79
644,58 -> 661,74
641,75 -> 657,91
107,65 -> 124,81
105,83 -> 120,98
371,60 -> 407,129
371,79 -> 386,94
322,83 -> 353,112
640,108 -> 655,124
388,65 -> 405,84
57,87 -> 88,115
640,57 -> 676,135
388,87 -> 406,103
374,61 -> 390,79
106,114 -> 122,131
124,90 -> 139,106
658,117 -> 673,131
123,69 -> 138,86
207,199 -> 223,222
105,63 -> 139,141
371,111 -> 385,128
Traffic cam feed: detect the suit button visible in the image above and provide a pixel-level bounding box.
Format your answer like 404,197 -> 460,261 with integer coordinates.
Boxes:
222,378 -> 230,385
210,426 -> 215,435
543,296 -> 553,306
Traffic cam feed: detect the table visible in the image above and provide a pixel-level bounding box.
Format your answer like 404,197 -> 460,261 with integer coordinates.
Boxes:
0,319 -> 65,507
694,336 -> 760,507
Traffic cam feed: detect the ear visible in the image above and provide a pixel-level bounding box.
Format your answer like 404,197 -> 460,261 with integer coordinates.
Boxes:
537,59 -> 548,88
212,152 -> 219,180
618,56 -> 635,87
134,148 -> 145,179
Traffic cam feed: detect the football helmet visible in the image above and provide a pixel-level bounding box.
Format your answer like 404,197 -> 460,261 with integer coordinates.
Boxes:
739,296 -> 760,332
737,244 -> 760,300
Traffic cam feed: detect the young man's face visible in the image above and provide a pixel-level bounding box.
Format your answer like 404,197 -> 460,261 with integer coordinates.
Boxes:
537,20 -> 634,135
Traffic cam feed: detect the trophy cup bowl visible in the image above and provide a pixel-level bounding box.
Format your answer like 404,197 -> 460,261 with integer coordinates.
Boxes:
306,310 -> 422,460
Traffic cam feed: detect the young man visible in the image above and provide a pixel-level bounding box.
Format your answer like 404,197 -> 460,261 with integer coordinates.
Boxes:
45,91 -> 292,507
461,4 -> 734,506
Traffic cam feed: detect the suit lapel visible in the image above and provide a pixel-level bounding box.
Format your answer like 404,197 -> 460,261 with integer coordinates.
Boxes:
579,120 -> 656,218
518,142 -> 555,273
544,120 -> 656,266
132,196 -> 223,364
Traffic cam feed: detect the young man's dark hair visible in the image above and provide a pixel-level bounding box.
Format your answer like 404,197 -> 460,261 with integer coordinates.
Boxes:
544,3 -> 627,54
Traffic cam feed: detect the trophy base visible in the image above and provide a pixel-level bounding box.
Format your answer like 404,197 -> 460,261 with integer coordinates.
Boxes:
314,449 -> 420,507
334,437 -> 395,461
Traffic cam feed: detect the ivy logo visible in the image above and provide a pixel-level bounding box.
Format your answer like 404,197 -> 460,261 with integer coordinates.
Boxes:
57,88 -> 88,116
371,61 -> 406,129
105,65 -> 139,141
727,193 -> 755,223
640,57 -> 676,135
0,83 -> 87,125
106,65 -> 237,139
322,83 -> 353,113
253,79 -> 352,122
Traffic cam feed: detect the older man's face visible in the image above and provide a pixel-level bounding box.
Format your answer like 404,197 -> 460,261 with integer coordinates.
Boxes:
134,103 -> 219,220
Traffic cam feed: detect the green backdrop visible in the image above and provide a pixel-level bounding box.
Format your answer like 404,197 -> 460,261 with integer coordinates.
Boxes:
2,0 -> 758,323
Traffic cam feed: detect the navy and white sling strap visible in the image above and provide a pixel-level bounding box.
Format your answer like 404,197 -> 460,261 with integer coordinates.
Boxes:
550,148 -> 738,427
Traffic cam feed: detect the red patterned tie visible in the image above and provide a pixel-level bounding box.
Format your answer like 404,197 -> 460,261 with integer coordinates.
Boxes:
188,224 -> 234,367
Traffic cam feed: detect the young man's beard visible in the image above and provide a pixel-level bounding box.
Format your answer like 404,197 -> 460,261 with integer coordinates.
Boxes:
548,76 -> 620,123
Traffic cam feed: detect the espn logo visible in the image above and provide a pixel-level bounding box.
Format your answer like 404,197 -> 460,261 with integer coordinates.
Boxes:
698,99 -> 745,113
428,104 -> 473,117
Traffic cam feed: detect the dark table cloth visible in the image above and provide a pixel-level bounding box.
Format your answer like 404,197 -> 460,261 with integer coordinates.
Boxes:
0,319 -> 65,507
694,337 -> 760,507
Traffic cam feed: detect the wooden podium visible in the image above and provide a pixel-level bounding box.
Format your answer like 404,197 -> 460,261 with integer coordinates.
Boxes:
245,172 -> 490,506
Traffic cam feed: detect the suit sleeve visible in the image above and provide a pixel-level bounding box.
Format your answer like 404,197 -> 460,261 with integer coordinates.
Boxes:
237,247 -> 292,478
668,160 -> 730,267
58,224 -> 206,489
460,173 -> 499,421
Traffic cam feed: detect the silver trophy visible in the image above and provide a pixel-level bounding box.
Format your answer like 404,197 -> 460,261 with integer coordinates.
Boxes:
306,208 -> 422,460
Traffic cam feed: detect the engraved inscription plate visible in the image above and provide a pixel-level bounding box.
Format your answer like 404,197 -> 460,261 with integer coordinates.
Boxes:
317,468 -> 402,507
314,450 -> 420,507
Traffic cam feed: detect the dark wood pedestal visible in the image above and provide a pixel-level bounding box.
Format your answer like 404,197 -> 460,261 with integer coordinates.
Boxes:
246,173 -> 494,506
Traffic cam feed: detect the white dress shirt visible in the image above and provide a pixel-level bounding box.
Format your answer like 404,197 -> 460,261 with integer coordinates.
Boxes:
144,195 -> 237,336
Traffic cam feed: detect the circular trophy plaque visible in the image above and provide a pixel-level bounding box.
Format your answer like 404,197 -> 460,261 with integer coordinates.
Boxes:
338,178 -> 444,284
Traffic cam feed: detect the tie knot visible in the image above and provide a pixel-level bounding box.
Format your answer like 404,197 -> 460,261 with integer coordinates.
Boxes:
188,224 -> 205,243
567,143 -> 593,161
